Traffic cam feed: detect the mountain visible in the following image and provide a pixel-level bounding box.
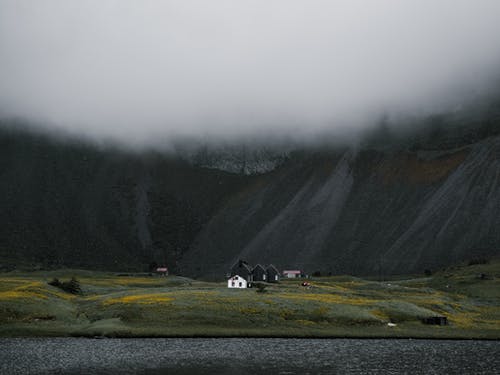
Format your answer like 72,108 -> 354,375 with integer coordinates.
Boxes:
0,109 -> 499,277
182,135 -> 500,278
0,125 -> 248,272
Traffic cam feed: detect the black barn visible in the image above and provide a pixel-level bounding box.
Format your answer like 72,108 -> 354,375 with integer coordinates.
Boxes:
266,264 -> 280,283
230,260 -> 253,282
252,264 -> 266,282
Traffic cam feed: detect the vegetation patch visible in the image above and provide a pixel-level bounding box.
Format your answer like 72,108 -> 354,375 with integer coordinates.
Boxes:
0,262 -> 499,338
48,277 -> 82,295
103,293 -> 174,305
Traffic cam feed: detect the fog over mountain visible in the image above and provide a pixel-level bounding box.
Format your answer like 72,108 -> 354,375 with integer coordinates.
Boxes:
1,2 -> 500,276
1,1 -> 500,145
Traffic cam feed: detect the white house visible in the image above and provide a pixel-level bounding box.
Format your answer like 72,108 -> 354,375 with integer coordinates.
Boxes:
283,270 -> 302,278
227,275 -> 248,288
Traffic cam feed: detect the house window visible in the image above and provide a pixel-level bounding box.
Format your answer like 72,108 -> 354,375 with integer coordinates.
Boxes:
263,274 -> 266,280
275,275 -> 278,280
239,282 -> 242,287
231,281 -> 235,286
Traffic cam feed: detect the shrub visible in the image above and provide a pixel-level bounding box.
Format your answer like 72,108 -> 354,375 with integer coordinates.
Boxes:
254,283 -> 267,293
63,277 -> 82,295
48,278 -> 61,287
48,277 -> 82,295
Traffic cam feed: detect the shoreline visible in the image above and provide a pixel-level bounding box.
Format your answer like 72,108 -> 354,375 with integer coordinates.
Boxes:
2,334 -> 500,341
2,326 -> 499,340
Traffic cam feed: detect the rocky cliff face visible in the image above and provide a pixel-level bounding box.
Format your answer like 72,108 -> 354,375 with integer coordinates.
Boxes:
1,122 -> 499,277
180,135 -> 500,278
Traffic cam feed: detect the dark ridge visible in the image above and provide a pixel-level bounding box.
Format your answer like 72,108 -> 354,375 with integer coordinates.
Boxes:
1,96 -> 499,276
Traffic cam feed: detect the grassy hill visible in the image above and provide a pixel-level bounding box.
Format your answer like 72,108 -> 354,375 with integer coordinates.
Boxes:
1,260 -> 499,338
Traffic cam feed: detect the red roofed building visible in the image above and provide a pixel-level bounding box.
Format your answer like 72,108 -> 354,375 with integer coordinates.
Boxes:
283,270 -> 302,278
156,267 -> 168,276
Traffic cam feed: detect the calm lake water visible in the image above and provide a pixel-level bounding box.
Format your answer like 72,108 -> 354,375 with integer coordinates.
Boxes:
1,338 -> 499,374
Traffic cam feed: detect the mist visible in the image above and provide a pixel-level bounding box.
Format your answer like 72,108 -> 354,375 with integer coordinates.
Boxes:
1,0 -> 500,145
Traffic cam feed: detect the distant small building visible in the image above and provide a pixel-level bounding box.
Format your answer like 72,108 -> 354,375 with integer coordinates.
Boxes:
422,316 -> 448,325
155,267 -> 168,276
228,275 -> 247,289
252,264 -> 267,282
283,270 -> 302,278
266,264 -> 280,283
227,261 -> 281,285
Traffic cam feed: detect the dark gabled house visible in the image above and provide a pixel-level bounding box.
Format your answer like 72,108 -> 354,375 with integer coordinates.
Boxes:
252,264 -> 266,282
266,264 -> 280,283
230,260 -> 253,282
228,261 -> 280,285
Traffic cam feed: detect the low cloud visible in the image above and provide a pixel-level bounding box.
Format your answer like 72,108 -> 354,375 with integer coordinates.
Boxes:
1,1 -> 500,145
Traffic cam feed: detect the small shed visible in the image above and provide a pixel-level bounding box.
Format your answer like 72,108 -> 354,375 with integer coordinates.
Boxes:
422,316 -> 448,325
155,267 -> 168,276
266,264 -> 280,283
228,275 -> 248,289
283,270 -> 302,278
252,264 -> 267,282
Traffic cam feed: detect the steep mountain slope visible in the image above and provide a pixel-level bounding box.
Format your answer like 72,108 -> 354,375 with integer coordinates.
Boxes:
0,120 -> 499,277
180,135 -> 500,278
0,127 -> 248,271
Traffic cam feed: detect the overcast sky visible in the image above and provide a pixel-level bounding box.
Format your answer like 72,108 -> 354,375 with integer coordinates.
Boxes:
1,0 -> 500,144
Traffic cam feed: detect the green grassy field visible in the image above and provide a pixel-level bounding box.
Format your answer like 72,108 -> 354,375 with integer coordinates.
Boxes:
1,261 -> 499,338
